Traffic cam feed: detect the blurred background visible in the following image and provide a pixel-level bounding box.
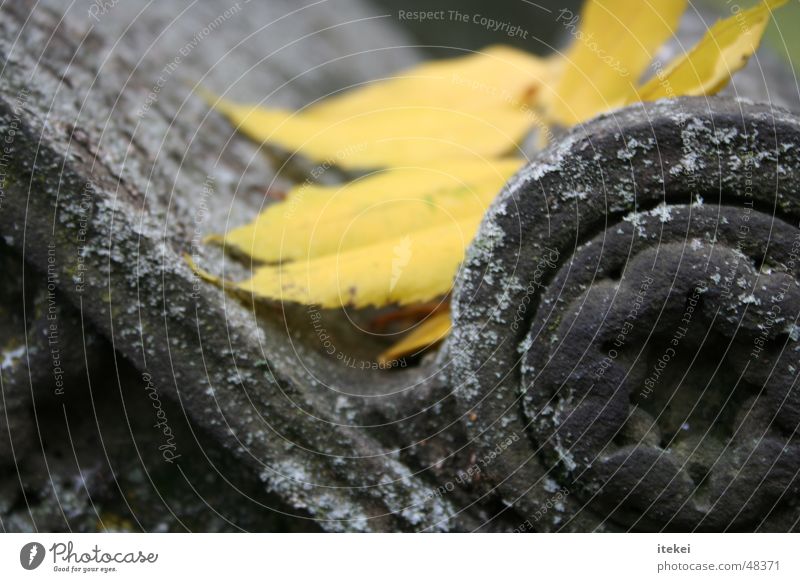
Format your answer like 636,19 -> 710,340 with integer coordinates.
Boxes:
373,0 -> 799,71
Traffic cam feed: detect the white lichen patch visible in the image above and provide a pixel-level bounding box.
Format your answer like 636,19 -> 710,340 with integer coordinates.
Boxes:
649,204 -> 673,223
1,344 -> 26,369
738,293 -> 760,305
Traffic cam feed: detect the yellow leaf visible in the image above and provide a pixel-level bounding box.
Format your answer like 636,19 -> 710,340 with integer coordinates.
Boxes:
213,216 -> 482,308
207,46 -> 554,169
636,0 -> 786,101
214,159 -> 522,263
548,0 -> 687,125
378,311 -> 452,365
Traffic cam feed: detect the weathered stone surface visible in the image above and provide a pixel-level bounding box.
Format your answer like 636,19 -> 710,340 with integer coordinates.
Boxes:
448,97 -> 800,531
2,0 -> 799,533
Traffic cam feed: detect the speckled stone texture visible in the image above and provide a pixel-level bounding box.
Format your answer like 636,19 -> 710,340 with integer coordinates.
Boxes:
2,0 -> 800,533
447,98 -> 800,531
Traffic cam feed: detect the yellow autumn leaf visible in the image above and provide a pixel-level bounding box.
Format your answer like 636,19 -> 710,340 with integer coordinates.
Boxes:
201,216 -> 482,309
207,45 -> 555,169
378,311 -> 452,365
548,0 -> 687,125
213,159 -> 522,263
636,0 -> 786,101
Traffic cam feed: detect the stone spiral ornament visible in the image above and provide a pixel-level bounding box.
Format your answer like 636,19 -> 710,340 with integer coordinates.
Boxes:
446,97 -> 800,531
